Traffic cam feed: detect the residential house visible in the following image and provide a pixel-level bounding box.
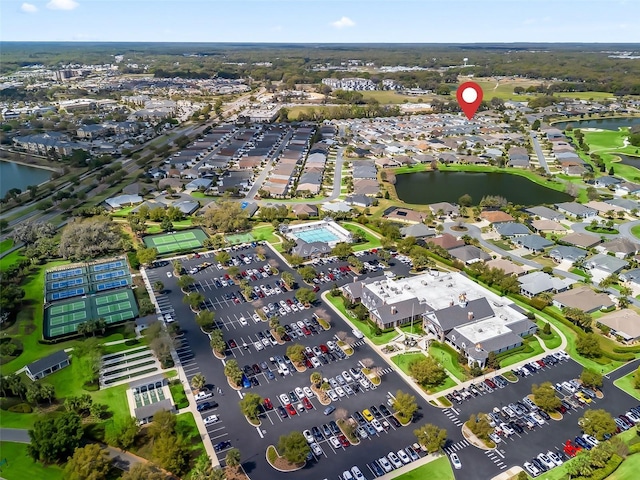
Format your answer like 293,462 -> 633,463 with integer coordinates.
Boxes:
292,204 -> 318,218
584,254 -> 628,276
559,232 -> 601,249
555,202 -> 597,219
614,182 -> 640,197
485,258 -> 525,276
597,310 -> 640,343
512,234 -> 554,252
353,179 -> 380,196
619,268 -> 640,288
606,198 -> 640,213
185,178 -> 213,191
518,271 -> 574,298
552,286 -> 615,313
76,124 -> 107,139
429,202 -> 459,218
585,201 -> 625,216
596,238 -> 640,258
173,200 -> 200,215
593,176 -> 622,188
549,245 -> 588,264
104,194 -> 143,210
291,239 -> 331,259
384,207 -> 428,224
480,211 -> 515,224
25,350 -> 70,381
426,233 -> 465,251
495,223 -> 532,238
400,223 -> 436,239
525,206 -> 565,222
508,147 -> 530,168
345,195 -> 373,208
530,219 -> 565,234
448,245 -> 491,264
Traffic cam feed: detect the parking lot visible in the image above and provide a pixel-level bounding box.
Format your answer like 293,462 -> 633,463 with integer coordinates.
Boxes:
146,244 -> 640,480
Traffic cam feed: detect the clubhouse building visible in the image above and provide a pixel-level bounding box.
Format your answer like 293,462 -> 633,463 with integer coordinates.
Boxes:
342,271 -> 537,367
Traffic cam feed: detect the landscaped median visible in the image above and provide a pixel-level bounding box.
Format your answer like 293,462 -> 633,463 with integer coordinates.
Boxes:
266,445 -> 305,472
613,369 -> 640,401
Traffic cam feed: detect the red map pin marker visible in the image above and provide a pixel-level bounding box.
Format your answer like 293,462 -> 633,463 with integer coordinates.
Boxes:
456,82 -> 483,119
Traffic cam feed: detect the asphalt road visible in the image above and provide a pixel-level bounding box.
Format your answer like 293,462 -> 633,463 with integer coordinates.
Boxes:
530,133 -> 550,174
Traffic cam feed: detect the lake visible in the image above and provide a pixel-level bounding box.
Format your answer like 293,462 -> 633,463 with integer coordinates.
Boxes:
394,170 -> 573,206
0,160 -> 53,197
553,117 -> 640,131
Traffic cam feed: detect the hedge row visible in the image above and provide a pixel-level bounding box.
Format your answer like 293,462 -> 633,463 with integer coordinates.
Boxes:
573,454 -> 622,480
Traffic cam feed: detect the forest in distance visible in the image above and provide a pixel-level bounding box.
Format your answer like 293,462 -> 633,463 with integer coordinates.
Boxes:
2,41 -> 640,95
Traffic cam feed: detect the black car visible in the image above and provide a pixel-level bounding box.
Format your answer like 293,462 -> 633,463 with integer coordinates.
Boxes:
329,421 -> 340,434
322,423 -> 332,437
370,406 -> 383,419
312,426 -> 323,441
353,411 -> 366,425
196,401 -> 218,412
537,409 -> 551,421
509,421 -> 523,434
214,441 -> 231,452
243,365 -> 253,376
252,364 -> 262,374
369,461 -> 384,477
531,458 -> 547,472
388,416 -> 401,428
277,406 -> 288,419
250,377 -> 259,387
379,405 -> 391,417
289,391 -> 299,403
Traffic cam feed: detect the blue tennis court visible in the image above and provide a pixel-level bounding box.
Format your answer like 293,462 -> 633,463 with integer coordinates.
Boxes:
51,277 -> 85,290
51,288 -> 85,300
50,268 -> 82,280
92,260 -> 125,272
97,279 -> 128,291
94,269 -> 126,281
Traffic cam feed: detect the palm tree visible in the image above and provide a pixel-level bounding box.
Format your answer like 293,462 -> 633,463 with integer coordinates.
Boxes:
191,373 -> 206,392
225,448 -> 241,471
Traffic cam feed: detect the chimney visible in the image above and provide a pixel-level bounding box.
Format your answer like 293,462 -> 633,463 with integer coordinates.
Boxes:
468,311 -> 474,321
449,299 -> 454,307
475,343 -> 482,352
391,306 -> 397,314
353,276 -> 358,283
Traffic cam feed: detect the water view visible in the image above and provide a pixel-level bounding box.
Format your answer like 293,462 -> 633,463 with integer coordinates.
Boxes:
0,160 -> 53,197
553,117 -> 640,131
394,170 -> 573,206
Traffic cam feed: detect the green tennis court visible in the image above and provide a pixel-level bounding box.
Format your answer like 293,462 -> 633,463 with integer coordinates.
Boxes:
49,300 -> 86,315
49,310 -> 87,325
225,232 -> 255,245
143,228 -> 208,254
97,301 -> 132,315
95,291 -> 130,305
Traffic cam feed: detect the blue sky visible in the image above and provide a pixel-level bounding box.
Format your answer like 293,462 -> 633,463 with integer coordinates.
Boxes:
2,0 -> 639,43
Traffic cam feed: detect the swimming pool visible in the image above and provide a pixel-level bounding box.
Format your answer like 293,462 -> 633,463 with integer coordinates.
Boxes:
294,227 -> 341,244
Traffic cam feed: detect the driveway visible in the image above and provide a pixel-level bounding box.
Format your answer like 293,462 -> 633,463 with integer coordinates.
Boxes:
530,133 -> 550,174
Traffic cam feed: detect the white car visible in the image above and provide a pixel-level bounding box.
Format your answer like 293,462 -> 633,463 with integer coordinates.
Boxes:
335,386 -> 346,397
254,341 -> 264,351
351,466 -> 366,480
279,393 -> 291,405
295,387 -> 306,399
371,419 -> 384,433
582,434 -> 599,448
547,451 -> 563,467
330,436 -> 342,449
387,452 -> 403,469
203,415 -> 219,425
303,429 -> 314,444
252,313 -> 261,323
310,357 -> 322,368
342,472 -> 353,480
397,449 -> 411,464
291,303 -> 299,312
238,317 -> 248,326
327,390 -> 339,401
342,371 -> 352,382
378,457 -> 393,473
166,272 -> 172,277
194,391 -> 213,401
450,453 -> 462,470
303,387 -> 314,398
327,341 -> 337,350
537,453 -> 555,470
523,462 -> 540,477
310,442 -> 323,456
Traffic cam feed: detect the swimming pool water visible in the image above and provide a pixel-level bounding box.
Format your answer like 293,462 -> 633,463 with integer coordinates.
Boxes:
293,227 -> 340,244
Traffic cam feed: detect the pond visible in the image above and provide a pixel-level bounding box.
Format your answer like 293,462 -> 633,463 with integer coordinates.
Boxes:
394,170 -> 573,206
553,117 -> 640,131
616,154 -> 640,168
0,160 -> 53,197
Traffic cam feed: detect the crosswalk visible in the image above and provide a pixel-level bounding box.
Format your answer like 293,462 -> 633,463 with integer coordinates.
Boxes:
377,367 -> 394,376
443,408 -> 463,426
485,450 -> 507,470
444,439 -> 470,454
350,340 -> 366,348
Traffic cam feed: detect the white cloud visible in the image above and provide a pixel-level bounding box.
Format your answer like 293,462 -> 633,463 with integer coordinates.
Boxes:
47,0 -> 79,10
331,16 -> 355,29
21,2 -> 38,13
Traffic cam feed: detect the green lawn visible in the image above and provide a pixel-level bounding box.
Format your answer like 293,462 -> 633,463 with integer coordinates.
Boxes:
170,381 -> 189,409
400,323 -> 424,335
175,412 -> 206,457
325,294 -> 398,345
608,452 -> 640,480
0,442 -> 65,480
393,456 -> 454,480
613,369 -> 640,401
0,238 -> 14,253
341,222 -> 382,252
359,90 -> 432,104
429,343 -> 468,382
0,248 -> 26,272
251,224 -> 280,244
498,338 -> 545,368
632,224 -> 640,240
390,352 -> 427,376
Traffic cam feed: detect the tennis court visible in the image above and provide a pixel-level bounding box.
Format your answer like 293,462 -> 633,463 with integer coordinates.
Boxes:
44,288 -> 138,339
92,260 -> 125,272
225,232 -> 255,245
94,269 -> 126,281
96,278 -> 129,291
143,228 -> 208,254
50,267 -> 83,280
51,287 -> 86,301
51,277 -> 85,290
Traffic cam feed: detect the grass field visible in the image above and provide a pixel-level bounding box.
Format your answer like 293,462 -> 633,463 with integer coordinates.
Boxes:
390,352 -> 427,376
251,224 -> 281,244
498,338 -> 545,368
0,238 -> 14,253
632,225 -> 640,240
0,442 -> 64,480
287,105 -> 341,120
394,456 -> 454,480
608,452 -> 640,479
341,222 -> 382,252
429,343 -> 467,382
613,369 -> 640,401
359,90 -> 432,104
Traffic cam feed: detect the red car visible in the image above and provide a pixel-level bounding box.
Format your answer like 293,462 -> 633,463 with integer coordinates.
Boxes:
302,397 -> 313,410
302,327 -> 312,336
563,440 -> 581,458
319,344 -> 329,354
337,434 -> 350,447
285,404 -> 297,416
484,379 -> 497,389
194,253 -> 201,258
536,360 -> 546,368
304,358 -> 313,369
313,285 -> 320,292
263,398 -> 273,410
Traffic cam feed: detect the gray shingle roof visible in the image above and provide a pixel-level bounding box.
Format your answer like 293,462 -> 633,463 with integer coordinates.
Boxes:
495,223 -> 532,237
433,297 -> 494,332
26,350 -> 69,376
514,234 -> 553,251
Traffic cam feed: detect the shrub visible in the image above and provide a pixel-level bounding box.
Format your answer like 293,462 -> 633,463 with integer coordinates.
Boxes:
8,403 -> 33,413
